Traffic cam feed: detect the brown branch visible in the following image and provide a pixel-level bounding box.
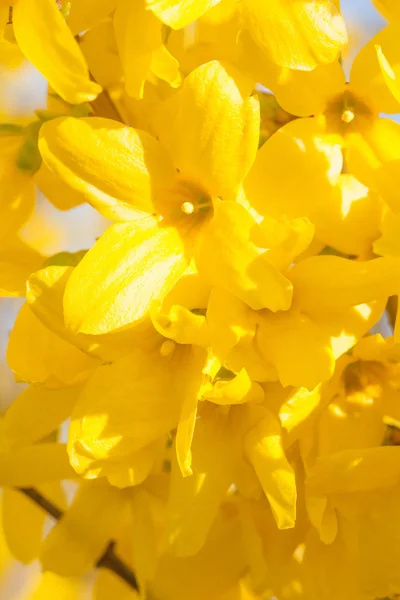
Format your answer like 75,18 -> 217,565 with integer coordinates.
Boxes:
18,487 -> 139,592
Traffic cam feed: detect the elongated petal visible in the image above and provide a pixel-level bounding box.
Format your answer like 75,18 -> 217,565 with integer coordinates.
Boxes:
64,221 -> 188,334
196,202 -> 293,311
7,304 -> 99,387
350,21 -> 400,114
2,487 -> 46,564
2,385 -> 78,450
39,117 -> 176,221
156,61 -> 259,198
27,265 -> 160,362
0,136 -> 35,239
347,117 -> 400,213
376,44 -> 400,104
40,481 -> 129,575
270,61 -> 346,118
244,117 -> 343,220
311,173 -> 383,257
167,410 -> 234,557
240,0 -> 347,71
31,572 -> 82,600
206,287 -> 256,364
175,346 -> 208,477
0,236 -> 43,297
67,0 -> 118,35
244,409 -> 296,529
13,0 -> 101,104
289,256 -> 400,311
307,447 -> 400,495
153,304 -> 209,347
203,369 -> 264,406
68,345 -> 202,472
150,45 -> 181,88
0,444 -> 75,486
114,0 -> 161,98
373,0 -> 400,20
146,0 -> 221,29
35,163 -> 84,211
257,309 -> 335,389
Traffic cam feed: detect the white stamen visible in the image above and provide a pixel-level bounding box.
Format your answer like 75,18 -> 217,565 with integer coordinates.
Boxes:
160,340 -> 176,357
181,201 -> 195,215
341,109 -> 355,124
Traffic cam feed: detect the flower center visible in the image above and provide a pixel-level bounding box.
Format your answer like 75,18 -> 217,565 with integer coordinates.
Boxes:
324,89 -> 375,134
156,178 -> 213,233
159,339 -> 177,358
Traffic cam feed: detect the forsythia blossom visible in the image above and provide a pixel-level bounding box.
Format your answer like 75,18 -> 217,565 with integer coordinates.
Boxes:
1,1 -> 400,600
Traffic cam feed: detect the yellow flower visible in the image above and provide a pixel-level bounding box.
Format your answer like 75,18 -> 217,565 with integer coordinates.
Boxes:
208,256 -> 400,390
1,0 -> 100,104
244,22 -> 400,251
145,0 -> 347,71
39,61 -> 296,336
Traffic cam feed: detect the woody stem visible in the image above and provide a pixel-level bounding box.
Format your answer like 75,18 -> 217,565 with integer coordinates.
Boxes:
18,487 -> 139,592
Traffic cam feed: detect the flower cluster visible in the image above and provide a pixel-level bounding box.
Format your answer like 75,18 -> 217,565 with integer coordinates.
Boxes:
1,1 -> 400,599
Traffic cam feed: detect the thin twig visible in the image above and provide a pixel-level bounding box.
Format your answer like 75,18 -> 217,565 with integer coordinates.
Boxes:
18,487 -> 139,592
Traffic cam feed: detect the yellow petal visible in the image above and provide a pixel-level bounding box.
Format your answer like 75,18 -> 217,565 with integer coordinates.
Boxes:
307,446 -> 400,495
376,44 -> 400,105
0,235 -> 43,297
26,265 -> 159,362
0,136 -> 35,239
278,385 -> 323,441
257,309 -> 335,389
244,409 -> 296,529
312,173 -> 383,257
175,346 -> 208,477
152,304 -> 209,347
0,443 -> 75,486
373,0 -> 400,20
13,0 -> 101,104
167,409 -> 234,556
203,369 -> 264,406
270,61 -> 346,118
31,572 -> 82,600
346,117 -> 400,213
64,221 -> 189,334
114,0 -> 162,99
196,201 -> 293,312
244,117 -> 343,220
94,569 -> 139,600
2,487 -> 46,563
240,0 -> 347,71
79,19 -> 123,89
40,480 -> 129,576
157,61 -> 259,198
374,211 -> 400,257
2,385 -> 78,450
206,287 -> 256,365
131,487 -> 160,591
146,0 -> 221,29
289,255 -> 400,311
151,44 -> 181,88
350,21 -> 400,114
39,116 -> 176,221
7,303 -> 99,387
68,345 -> 202,471
67,0 -> 117,35
35,162 -> 84,211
